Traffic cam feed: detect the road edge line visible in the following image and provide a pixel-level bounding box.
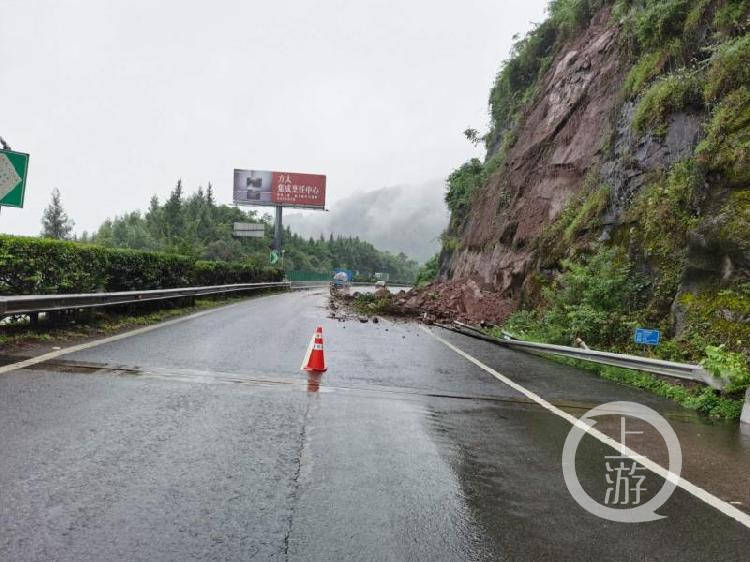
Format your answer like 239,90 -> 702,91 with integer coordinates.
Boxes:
419,324 -> 750,530
0,299 -> 254,376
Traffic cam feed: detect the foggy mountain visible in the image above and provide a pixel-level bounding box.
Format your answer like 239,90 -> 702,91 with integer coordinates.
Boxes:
284,180 -> 448,263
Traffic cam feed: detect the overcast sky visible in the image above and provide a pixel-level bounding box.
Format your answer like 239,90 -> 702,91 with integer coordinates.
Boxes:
1,0 -> 548,237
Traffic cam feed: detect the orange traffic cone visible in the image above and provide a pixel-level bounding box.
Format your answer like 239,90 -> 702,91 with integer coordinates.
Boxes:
301,326 -> 327,372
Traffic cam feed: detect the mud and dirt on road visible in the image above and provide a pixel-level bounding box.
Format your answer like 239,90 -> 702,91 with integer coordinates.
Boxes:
330,280 -> 510,326
328,282 -> 504,327
327,286 -> 419,324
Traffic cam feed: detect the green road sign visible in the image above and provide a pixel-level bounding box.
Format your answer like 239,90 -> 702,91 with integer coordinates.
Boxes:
269,250 -> 280,264
0,149 -> 29,208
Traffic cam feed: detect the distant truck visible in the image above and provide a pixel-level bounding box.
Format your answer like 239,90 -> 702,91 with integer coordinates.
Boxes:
331,271 -> 351,294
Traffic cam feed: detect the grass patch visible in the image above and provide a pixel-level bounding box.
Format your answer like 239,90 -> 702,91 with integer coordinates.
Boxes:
628,160 -> 703,260
713,0 -> 750,36
634,0 -> 692,51
704,33 -> 750,100
623,39 -> 685,97
696,86 -> 750,184
633,70 -> 704,136
532,353 -> 744,421
537,176 -> 610,264
677,286 -> 750,357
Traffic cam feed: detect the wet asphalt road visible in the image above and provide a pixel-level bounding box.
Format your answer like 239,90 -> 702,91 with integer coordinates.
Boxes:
1,289 -> 749,560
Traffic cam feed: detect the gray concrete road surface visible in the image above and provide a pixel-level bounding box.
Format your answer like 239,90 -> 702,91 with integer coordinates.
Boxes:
1,289 -> 749,560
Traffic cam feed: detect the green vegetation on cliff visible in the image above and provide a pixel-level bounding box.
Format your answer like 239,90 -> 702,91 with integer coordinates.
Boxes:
437,0 -> 750,418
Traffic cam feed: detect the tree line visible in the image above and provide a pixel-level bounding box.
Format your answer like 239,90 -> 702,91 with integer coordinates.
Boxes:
41,182 -> 420,282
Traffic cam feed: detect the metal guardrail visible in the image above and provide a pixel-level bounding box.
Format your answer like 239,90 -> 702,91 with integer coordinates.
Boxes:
0,282 -> 290,316
0,280 -> 413,317
288,281 -> 330,290
446,321 -> 724,390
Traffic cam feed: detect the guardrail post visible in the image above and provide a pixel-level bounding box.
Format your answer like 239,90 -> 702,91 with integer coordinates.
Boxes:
741,388 -> 750,426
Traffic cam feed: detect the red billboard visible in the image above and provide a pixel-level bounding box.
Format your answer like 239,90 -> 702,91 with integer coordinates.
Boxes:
233,169 -> 326,209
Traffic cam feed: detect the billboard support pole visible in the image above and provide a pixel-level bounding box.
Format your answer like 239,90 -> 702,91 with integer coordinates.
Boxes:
1,136 -> 10,221
274,205 -> 283,252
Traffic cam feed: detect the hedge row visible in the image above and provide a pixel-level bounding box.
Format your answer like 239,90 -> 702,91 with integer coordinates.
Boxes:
0,235 -> 283,295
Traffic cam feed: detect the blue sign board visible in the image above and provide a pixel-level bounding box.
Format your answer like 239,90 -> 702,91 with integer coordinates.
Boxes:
634,327 -> 660,346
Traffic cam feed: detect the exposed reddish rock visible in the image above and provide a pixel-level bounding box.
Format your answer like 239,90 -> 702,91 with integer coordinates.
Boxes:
430,5 -> 624,323
396,281 -> 512,324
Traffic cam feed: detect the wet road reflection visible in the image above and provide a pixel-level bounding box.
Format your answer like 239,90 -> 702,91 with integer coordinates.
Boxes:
306,372 -> 322,393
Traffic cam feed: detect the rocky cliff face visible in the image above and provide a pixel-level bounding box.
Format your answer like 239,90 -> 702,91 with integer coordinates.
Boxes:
411,0 -> 750,358
443,7 -> 622,318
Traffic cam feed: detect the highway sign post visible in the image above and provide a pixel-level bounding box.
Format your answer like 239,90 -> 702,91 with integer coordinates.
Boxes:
232,222 -> 264,238
634,327 -> 660,346
0,148 -> 29,209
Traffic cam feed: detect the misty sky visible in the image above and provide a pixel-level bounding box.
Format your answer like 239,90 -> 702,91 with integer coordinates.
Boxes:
1,0 -> 548,237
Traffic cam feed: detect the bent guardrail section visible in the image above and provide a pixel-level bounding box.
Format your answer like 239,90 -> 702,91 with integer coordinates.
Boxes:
446,321 -> 723,391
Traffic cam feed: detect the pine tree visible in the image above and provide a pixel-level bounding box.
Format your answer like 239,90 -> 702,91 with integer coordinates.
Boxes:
41,188 -> 74,239
163,179 -> 184,241
206,182 -> 215,207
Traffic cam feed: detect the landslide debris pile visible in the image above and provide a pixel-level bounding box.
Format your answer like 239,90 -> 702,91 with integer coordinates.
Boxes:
416,0 -> 750,366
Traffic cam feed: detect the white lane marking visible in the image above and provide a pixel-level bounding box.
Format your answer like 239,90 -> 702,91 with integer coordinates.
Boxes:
0,300 -> 253,376
420,325 -> 750,530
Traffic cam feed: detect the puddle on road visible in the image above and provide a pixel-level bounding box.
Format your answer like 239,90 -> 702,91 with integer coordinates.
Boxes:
12,356 -> 620,411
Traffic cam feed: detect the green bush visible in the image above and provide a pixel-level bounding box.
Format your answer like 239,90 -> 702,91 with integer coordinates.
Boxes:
704,33 -> 750,100
597,363 -> 744,420
415,254 -> 439,287
537,177 -> 610,262
0,235 -> 282,295
444,159 -> 485,229
192,260 -> 281,285
713,0 -> 750,36
628,160 -> 703,260
696,87 -> 750,184
502,247 -> 646,347
633,70 -> 704,136
549,0 -> 606,37
634,0 -> 691,51
534,355 -> 744,421
701,344 -> 750,392
623,41 -> 682,96
678,287 -> 750,359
